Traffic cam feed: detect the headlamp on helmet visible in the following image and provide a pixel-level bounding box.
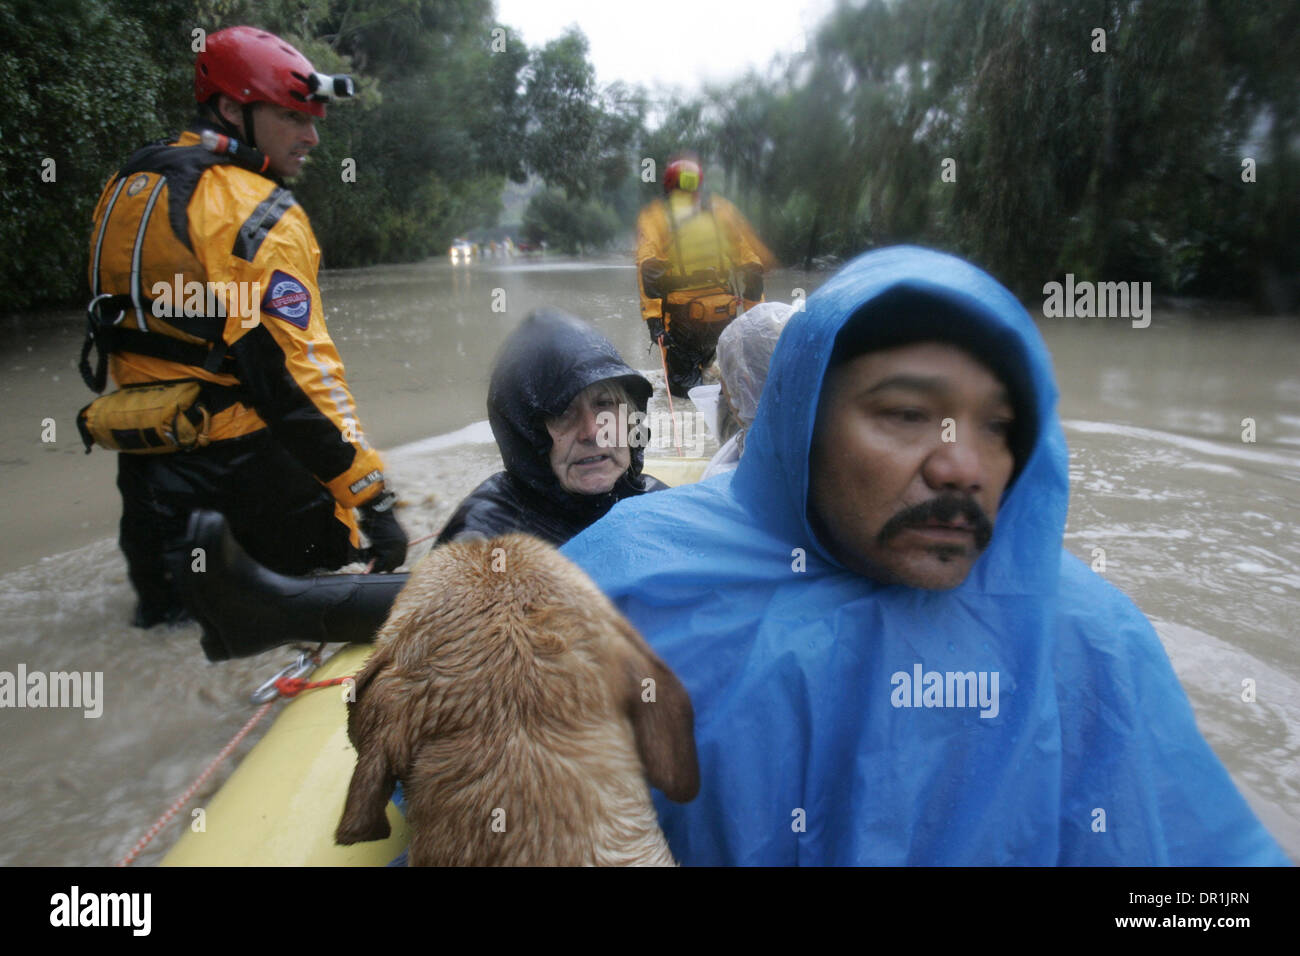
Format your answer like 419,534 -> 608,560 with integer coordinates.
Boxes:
302,71 -> 355,102
195,26 -> 354,119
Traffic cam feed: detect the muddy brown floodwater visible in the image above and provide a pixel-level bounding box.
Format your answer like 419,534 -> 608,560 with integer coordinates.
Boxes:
0,255 -> 1296,865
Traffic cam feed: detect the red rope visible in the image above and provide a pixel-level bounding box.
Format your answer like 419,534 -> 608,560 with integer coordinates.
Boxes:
115,700 -> 275,867
273,674 -> 353,698
658,337 -> 684,457
115,662 -> 358,866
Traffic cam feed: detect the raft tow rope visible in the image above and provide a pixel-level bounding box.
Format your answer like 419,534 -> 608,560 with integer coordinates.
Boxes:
658,337 -> 684,457
115,647 -> 325,867
115,699 -> 274,867
273,674 -> 354,698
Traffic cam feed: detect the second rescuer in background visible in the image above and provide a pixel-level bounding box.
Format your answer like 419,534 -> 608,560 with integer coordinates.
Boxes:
636,156 -> 771,398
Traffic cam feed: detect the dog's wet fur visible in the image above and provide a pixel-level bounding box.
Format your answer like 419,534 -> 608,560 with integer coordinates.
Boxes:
335,534 -> 699,865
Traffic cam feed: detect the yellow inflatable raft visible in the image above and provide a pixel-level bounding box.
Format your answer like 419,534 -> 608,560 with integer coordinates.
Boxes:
162,456 -> 710,866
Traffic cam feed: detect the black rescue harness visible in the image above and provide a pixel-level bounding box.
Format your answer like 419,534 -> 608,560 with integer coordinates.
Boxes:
79,293 -> 238,394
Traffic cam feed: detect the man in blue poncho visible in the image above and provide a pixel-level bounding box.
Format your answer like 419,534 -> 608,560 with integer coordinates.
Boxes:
562,246 -> 1289,865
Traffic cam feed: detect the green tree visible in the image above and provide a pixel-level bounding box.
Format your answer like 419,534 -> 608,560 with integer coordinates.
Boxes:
0,0 -> 178,310
0,0 -> 536,309
522,28 -> 598,198
521,187 -> 620,254
632,0 -> 1297,302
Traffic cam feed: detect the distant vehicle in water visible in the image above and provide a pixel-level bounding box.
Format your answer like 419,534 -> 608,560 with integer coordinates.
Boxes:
449,238 -> 474,264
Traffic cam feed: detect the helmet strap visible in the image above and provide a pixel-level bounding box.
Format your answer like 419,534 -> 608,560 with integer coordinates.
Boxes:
241,104 -> 258,150
198,101 -> 234,136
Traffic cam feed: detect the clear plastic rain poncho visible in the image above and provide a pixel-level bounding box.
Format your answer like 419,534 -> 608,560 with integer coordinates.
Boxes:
703,302 -> 794,478
717,301 -> 794,430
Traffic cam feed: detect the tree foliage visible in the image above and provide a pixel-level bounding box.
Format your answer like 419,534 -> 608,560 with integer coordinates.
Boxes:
3,0 -> 1294,311
1,0 -> 173,308
646,0 -> 1297,303
1,0 -> 543,310
521,187 -> 620,255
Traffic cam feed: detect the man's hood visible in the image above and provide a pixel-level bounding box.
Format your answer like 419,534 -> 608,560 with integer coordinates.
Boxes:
487,308 -> 655,516
734,245 -> 1070,595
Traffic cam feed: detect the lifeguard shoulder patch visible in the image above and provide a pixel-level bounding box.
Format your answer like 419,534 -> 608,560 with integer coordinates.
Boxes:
261,270 -> 312,329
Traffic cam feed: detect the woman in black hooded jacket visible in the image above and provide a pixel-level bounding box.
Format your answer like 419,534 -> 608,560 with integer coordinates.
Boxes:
437,308 -> 667,546
180,309 -> 669,660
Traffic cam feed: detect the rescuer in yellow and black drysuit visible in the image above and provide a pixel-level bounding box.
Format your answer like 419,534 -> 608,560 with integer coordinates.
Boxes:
636,157 -> 770,397
80,26 -> 406,637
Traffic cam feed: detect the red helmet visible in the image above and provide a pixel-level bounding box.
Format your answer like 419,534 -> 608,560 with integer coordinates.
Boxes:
195,26 -> 326,118
663,158 -> 702,195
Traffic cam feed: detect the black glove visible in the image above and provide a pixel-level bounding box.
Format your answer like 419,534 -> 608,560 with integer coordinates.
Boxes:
648,315 -> 667,346
359,491 -> 407,572
641,258 -> 670,300
741,264 -> 764,301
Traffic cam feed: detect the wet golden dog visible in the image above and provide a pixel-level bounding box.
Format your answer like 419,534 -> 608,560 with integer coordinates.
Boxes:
335,534 -> 699,865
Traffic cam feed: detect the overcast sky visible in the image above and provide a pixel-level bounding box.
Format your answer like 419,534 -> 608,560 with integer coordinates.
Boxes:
494,0 -> 834,95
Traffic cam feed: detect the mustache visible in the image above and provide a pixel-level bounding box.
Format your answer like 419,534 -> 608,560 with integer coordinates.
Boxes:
877,494 -> 994,550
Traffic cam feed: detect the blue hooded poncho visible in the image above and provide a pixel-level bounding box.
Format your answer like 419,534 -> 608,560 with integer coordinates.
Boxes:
563,246 -> 1288,865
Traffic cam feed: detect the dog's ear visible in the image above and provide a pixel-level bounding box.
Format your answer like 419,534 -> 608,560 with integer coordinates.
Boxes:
342,643 -> 389,747
615,616 -> 700,803
336,648 -> 398,845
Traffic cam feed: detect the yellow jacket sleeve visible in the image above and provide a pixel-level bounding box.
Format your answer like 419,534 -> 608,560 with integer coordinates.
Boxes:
712,196 -> 773,272
193,167 -> 389,509
635,201 -> 671,323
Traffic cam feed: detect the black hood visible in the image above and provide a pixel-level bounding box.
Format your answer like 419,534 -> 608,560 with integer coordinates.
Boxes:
487,309 -> 656,526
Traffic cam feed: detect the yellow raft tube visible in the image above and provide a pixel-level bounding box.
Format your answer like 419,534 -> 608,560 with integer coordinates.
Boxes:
163,456 -> 710,865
